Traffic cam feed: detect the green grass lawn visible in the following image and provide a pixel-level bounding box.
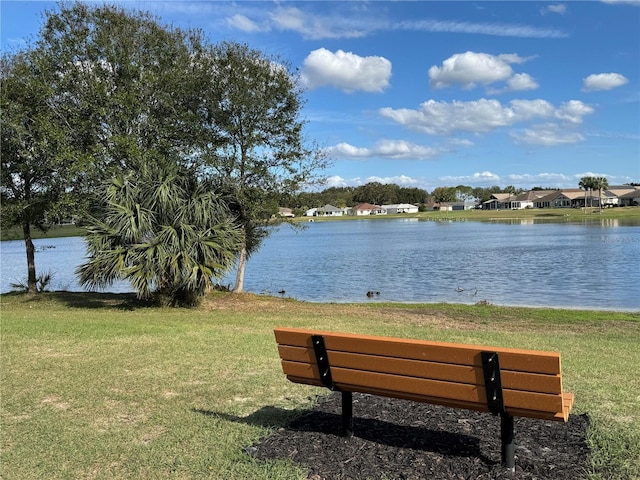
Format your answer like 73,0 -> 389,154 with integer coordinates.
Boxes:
1,292 -> 639,479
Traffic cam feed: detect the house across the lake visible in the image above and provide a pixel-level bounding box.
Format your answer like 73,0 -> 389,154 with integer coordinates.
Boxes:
276,207 -> 295,218
382,203 -> 419,214
298,185 -> 639,218
348,203 -> 386,215
316,204 -> 346,216
483,186 -> 640,210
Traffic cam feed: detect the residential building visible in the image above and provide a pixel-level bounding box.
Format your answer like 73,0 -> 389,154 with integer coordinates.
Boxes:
348,203 -> 386,215
316,204 -> 345,216
383,203 -> 419,214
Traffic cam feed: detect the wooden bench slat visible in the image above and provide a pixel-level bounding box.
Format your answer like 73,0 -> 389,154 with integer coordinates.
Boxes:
275,328 -> 561,374
281,376 -> 569,422
336,385 -> 570,422
281,360 -> 565,414
278,345 -> 562,394
332,368 -> 565,414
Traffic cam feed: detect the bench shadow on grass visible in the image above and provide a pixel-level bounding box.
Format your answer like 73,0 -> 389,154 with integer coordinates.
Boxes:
193,404 -> 492,462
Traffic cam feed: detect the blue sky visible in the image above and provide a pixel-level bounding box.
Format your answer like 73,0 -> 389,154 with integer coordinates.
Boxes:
2,1 -> 639,192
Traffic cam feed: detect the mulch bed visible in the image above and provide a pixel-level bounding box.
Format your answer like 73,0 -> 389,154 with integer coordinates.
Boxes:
250,392 -> 590,479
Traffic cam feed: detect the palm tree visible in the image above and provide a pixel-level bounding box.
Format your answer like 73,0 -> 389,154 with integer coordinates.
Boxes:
77,162 -> 242,306
592,176 -> 609,213
578,176 -> 595,209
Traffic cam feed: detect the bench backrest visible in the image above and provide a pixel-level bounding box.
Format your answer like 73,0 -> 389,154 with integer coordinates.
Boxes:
275,327 -> 573,422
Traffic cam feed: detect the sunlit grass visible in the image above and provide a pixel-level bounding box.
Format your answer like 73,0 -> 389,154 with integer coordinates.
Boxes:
1,292 -> 639,479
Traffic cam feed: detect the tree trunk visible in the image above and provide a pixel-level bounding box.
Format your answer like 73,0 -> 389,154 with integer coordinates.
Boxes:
233,245 -> 247,293
23,222 -> 38,294
599,189 -> 603,213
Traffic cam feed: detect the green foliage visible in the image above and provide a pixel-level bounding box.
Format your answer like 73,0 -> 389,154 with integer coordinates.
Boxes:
3,4 -> 329,298
200,41 -> 329,291
37,3 -> 207,176
77,163 -> 242,306
9,271 -> 53,293
431,186 -> 457,203
0,51 -> 71,231
580,176 -> 610,210
0,48 -> 78,293
290,184 -> 430,210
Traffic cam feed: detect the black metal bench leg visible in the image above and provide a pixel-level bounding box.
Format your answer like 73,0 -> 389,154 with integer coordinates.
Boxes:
501,412 -> 515,472
341,391 -> 353,437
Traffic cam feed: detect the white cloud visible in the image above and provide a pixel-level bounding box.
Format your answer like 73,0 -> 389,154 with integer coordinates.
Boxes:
397,19 -> 567,38
507,73 -> 539,91
429,52 -> 514,89
582,72 -> 629,91
510,123 -> 585,145
428,52 -> 537,92
322,175 -> 420,189
440,171 -> 501,185
268,6 -> 369,39
323,175 -> 350,188
226,14 -> 263,33
322,171 -> 631,192
365,175 -> 420,186
329,143 -> 370,158
300,48 -> 391,93
379,98 -> 593,136
488,74 -> 540,94
541,4 -> 567,15
328,140 -> 440,160
187,3 -> 567,40
555,100 -> 595,123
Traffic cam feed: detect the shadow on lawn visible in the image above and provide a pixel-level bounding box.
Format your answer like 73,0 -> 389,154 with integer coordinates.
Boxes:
56,291 -> 153,310
9,291 -> 154,310
193,404 -> 489,461
193,405 -> 300,429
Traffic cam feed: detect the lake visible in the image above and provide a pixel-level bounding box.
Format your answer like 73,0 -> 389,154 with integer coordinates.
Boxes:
1,218 -> 639,311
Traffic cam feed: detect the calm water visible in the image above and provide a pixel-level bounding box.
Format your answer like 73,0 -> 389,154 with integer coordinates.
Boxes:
1,219 -> 639,311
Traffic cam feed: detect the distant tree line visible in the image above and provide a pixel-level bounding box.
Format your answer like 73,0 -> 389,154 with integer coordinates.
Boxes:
283,183 -> 547,213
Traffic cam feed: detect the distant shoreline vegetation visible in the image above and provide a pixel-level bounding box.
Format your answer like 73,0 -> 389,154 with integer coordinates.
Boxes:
2,207 -> 639,242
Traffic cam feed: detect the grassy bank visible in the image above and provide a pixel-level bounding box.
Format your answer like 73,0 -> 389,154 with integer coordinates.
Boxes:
1,292 -> 639,479
1,224 -> 87,242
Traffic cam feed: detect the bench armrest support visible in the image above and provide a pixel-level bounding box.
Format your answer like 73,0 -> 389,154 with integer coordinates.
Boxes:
481,351 -> 506,415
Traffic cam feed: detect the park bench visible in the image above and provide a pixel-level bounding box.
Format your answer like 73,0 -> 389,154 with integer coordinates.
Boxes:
274,327 -> 574,471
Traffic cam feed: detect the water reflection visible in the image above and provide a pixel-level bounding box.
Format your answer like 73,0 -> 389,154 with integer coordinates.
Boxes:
484,217 -> 640,227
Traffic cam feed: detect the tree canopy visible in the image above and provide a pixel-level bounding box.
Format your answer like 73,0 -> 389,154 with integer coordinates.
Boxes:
1,3 -> 327,302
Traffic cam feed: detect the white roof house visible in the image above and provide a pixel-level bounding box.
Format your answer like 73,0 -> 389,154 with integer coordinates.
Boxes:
383,204 -> 419,214
316,204 -> 344,216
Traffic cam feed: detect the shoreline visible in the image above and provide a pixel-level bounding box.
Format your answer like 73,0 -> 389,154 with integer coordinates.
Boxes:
2,206 -> 640,242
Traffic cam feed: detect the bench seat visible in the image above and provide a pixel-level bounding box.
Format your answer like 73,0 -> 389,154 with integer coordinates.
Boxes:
274,327 -> 574,471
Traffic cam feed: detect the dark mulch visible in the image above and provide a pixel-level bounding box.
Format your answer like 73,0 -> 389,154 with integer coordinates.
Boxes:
250,392 -> 590,479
